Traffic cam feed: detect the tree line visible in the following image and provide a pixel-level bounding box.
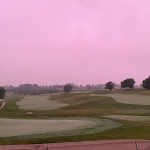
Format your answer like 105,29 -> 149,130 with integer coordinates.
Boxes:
105,76 -> 150,91
5,84 -> 62,95
64,76 -> 150,92
1,76 -> 150,98
105,78 -> 135,91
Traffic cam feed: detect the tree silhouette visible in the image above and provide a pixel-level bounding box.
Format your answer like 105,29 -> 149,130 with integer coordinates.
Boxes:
141,76 -> 150,89
121,78 -> 135,90
0,87 -> 6,99
63,84 -> 72,92
105,81 -> 116,91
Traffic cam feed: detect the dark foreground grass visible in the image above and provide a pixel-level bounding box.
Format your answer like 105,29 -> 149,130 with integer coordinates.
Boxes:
0,89 -> 150,144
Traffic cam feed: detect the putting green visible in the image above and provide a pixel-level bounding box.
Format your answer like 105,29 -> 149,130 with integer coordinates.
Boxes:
90,93 -> 150,105
0,118 -> 122,138
16,95 -> 69,110
103,115 -> 150,121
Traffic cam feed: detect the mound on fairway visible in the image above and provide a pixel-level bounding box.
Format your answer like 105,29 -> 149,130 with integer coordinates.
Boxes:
103,115 -> 150,121
16,95 -> 69,110
90,93 -> 150,105
0,118 -> 122,138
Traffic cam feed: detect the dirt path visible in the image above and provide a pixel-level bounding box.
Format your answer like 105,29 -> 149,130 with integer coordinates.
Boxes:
0,140 -> 149,150
0,102 -> 5,109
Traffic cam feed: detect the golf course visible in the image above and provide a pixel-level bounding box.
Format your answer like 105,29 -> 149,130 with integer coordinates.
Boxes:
0,88 -> 150,145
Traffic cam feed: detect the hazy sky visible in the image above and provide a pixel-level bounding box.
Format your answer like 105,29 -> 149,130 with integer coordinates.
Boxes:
0,0 -> 150,86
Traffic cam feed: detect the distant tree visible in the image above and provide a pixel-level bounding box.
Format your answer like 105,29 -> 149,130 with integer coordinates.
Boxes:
121,78 -> 135,90
63,84 -> 72,92
33,84 -> 39,88
141,76 -> 150,89
86,84 -> 92,89
8,85 -> 14,89
0,87 -> 6,99
105,81 -> 116,91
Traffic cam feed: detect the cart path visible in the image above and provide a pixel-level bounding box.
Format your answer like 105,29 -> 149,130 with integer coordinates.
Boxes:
0,140 -> 150,150
0,102 -> 5,109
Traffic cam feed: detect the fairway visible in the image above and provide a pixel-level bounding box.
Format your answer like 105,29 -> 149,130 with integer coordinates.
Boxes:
90,93 -> 150,105
0,118 -> 121,138
16,94 -> 69,110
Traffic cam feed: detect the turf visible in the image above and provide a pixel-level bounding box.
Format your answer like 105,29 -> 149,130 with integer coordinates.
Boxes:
1,89 -> 150,144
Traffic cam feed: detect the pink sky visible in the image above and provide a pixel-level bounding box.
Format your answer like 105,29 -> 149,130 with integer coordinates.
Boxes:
0,0 -> 150,86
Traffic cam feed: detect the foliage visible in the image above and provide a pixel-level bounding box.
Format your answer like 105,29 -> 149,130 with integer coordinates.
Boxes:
121,78 -> 135,90
105,81 -> 116,91
141,76 -> 150,89
63,84 -> 72,92
0,87 -> 6,99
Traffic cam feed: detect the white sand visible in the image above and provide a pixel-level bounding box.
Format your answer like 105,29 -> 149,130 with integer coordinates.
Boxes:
0,118 -> 96,137
17,95 -> 69,110
90,93 -> 150,105
103,115 -> 150,121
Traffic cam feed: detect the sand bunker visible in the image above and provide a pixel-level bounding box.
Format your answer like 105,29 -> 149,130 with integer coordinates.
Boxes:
0,118 -> 122,138
103,115 -> 150,121
90,93 -> 150,105
16,95 -> 69,110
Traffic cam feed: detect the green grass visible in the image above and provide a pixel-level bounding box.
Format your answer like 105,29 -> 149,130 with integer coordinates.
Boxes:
1,89 -> 150,144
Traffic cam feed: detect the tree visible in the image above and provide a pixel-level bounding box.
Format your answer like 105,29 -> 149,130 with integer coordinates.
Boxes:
63,84 -> 72,92
105,81 -> 116,91
0,87 -> 6,99
86,84 -> 92,89
141,76 -> 150,89
121,78 -> 135,90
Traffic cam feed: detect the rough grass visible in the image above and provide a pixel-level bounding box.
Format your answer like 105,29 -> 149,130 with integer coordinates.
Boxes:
1,89 -> 150,144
